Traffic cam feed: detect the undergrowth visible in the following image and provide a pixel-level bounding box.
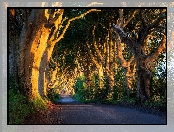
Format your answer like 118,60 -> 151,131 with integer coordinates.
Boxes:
9,89 -> 48,124
9,89 -> 33,124
47,88 -> 61,103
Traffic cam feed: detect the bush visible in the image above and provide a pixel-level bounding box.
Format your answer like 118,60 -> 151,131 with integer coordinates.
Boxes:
9,88 -> 50,124
47,88 -> 60,103
74,89 -> 90,102
74,74 -> 111,103
9,89 -> 34,124
73,75 -> 89,102
128,98 -> 136,104
91,74 -> 108,101
73,76 -> 86,93
32,97 -> 48,111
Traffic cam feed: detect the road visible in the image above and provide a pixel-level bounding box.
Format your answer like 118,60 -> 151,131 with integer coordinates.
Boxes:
56,94 -> 166,124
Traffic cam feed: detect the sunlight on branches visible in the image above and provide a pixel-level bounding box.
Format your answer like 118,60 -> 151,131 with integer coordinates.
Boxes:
45,9 -> 49,21
52,9 -> 101,44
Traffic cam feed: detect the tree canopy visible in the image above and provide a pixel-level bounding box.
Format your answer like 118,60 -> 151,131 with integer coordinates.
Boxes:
8,7 -> 167,124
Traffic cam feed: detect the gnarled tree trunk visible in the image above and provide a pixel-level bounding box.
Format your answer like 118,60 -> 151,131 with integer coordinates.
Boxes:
20,9 -> 47,99
112,9 -> 166,103
20,8 -> 64,100
115,36 -> 136,98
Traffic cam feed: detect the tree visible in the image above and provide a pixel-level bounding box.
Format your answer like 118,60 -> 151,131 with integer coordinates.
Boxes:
9,6 -> 166,104
84,9 -> 119,98
112,9 -> 166,102
9,8 -> 27,93
112,9 -> 137,98
11,7 -> 101,100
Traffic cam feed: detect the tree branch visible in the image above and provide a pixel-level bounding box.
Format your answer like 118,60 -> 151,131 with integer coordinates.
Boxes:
50,57 -> 59,67
52,9 -> 101,44
116,9 -> 136,69
156,25 -> 166,29
118,9 -> 123,27
112,24 -> 127,38
139,9 -> 147,27
123,9 -> 139,28
148,12 -> 166,30
129,55 -> 135,62
116,35 -> 135,70
44,9 -> 64,28
146,34 -> 166,65
112,23 -> 136,55
139,10 -> 166,44
86,43 -> 101,70
94,41 -> 104,62
51,9 -> 64,24
92,26 -> 104,62
116,35 -> 128,68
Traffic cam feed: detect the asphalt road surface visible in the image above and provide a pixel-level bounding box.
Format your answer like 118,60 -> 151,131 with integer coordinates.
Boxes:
57,94 -> 166,124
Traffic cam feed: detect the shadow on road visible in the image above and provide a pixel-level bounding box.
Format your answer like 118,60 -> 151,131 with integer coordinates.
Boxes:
54,93 -> 166,124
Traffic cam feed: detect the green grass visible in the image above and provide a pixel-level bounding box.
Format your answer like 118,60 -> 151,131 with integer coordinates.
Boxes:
9,89 -> 49,124
9,89 -> 34,124
32,97 -> 48,111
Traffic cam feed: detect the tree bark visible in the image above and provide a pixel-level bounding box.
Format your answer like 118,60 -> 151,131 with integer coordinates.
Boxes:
115,35 -> 136,98
20,9 -> 46,99
39,49 -> 49,97
107,73 -> 115,99
112,9 -> 137,98
124,61 -> 136,97
112,11 -> 166,102
11,7 -> 101,101
9,9 -> 21,90
19,9 -> 62,99
87,27 -> 115,96
98,64 -> 104,88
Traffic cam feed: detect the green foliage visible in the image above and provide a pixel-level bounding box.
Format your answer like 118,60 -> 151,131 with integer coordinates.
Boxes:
150,60 -> 166,100
74,74 -> 111,103
74,89 -> 91,102
8,76 -> 49,124
144,96 -> 166,108
73,75 -> 91,102
51,8 -> 166,107
47,88 -> 60,103
32,97 -> 47,111
108,100 -> 120,105
128,98 -> 136,104
73,75 -> 94,102
9,88 -> 50,124
73,75 -> 85,93
91,74 -> 107,100
114,66 -> 126,100
9,89 -> 34,124
73,72 -> 133,104
145,63 -> 166,108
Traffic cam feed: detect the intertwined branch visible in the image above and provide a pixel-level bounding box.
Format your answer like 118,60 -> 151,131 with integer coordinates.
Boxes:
52,9 -> 101,44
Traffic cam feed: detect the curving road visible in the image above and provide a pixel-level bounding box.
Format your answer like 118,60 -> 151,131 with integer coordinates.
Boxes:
57,94 -> 166,124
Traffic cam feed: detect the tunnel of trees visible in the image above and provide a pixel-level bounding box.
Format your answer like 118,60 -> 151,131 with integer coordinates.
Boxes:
8,7 -> 166,124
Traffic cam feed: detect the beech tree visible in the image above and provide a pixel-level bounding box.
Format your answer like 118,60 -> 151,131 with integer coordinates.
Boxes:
112,9 -> 166,102
84,9 -> 120,98
9,6 -> 167,104
9,7 -> 101,100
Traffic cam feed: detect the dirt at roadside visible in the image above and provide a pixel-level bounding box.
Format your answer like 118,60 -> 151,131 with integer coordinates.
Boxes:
22,102 -> 62,124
